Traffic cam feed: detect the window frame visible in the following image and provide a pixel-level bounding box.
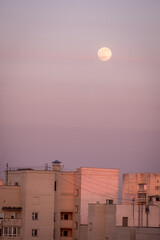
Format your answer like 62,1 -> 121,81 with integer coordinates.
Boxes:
32,212 -> 39,220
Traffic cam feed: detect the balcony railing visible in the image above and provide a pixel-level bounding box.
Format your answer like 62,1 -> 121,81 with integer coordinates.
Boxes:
1,218 -> 22,226
60,220 -> 73,228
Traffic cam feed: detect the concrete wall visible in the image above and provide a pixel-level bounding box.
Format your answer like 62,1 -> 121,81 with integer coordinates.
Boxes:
122,173 -> 160,205
116,227 -> 160,240
116,204 -> 160,227
54,172 -> 75,240
88,202 -> 160,240
0,186 -> 21,208
79,167 -> 119,224
7,170 -> 55,240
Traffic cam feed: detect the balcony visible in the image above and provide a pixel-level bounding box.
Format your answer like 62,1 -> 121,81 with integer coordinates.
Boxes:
61,237 -> 72,240
1,218 -> 22,227
60,220 -> 73,228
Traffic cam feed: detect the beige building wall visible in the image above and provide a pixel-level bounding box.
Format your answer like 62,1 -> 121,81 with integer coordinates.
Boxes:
116,204 -> 160,227
7,170 -> 55,240
54,171 -> 75,240
77,167 -> 119,224
2,164 -> 119,240
88,202 -> 160,240
122,173 -> 160,205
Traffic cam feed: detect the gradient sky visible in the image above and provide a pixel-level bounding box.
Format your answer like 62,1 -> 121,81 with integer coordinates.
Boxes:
0,0 -> 160,179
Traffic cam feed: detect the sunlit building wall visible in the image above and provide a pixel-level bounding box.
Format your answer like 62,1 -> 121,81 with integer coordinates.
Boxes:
122,173 -> 160,205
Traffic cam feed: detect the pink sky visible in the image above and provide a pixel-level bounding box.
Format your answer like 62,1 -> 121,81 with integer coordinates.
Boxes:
0,1 -> 160,178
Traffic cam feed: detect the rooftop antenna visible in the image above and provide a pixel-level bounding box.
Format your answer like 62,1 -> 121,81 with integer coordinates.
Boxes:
6,163 -> 8,185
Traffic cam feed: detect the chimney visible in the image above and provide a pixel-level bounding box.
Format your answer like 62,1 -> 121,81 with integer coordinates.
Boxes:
52,160 -> 61,172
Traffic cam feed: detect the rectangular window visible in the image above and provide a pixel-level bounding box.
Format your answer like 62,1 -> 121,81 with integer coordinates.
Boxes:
156,197 -> 160,201
61,212 -> 72,220
122,217 -> 128,226
64,230 -> 68,236
60,228 -> 72,237
13,227 -> 17,237
138,184 -> 147,191
4,227 -> 8,236
32,229 -> 38,237
2,227 -> 21,237
8,227 -> 12,237
0,212 -> 4,220
138,193 -> 146,199
54,181 -> 57,191
32,212 -> 38,220
10,212 -> 15,219
64,214 -> 68,220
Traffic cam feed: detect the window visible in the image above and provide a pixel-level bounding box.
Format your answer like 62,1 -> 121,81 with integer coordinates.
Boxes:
32,212 -> 38,220
60,229 -> 72,237
138,193 -> 146,199
2,227 -> 21,237
64,214 -> 68,220
54,181 -> 57,191
122,217 -> 128,227
10,212 -> 15,219
64,231 -> 68,236
138,184 -> 147,191
0,212 -> 4,220
156,197 -> 160,202
61,212 -> 72,220
32,229 -> 38,237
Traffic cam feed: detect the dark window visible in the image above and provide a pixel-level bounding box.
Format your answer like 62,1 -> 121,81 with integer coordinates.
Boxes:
122,217 -> 128,226
156,197 -> 160,201
64,231 -> 68,236
138,193 -> 146,199
32,229 -> 38,237
54,181 -> 57,191
64,214 -> 68,220
32,212 -> 38,220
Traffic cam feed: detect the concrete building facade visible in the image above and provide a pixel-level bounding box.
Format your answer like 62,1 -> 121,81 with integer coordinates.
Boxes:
88,202 -> 160,240
122,173 -> 160,205
0,161 -> 119,240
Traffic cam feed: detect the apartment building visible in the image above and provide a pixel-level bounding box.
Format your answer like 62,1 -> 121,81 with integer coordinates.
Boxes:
0,161 -> 119,240
88,202 -> 160,240
122,173 -> 160,205
0,185 -> 22,239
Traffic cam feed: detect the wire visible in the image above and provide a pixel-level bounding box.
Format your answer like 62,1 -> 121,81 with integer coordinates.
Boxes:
55,172 -> 132,203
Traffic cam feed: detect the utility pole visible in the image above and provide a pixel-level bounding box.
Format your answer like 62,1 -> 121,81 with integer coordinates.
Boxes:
131,194 -> 136,240
6,163 -> 8,185
131,194 -> 135,226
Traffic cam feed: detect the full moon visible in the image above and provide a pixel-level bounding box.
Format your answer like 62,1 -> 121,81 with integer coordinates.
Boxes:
98,47 -> 112,61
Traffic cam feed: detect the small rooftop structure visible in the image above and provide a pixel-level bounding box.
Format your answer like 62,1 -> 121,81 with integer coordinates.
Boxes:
52,160 -> 61,164
52,160 -> 61,171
